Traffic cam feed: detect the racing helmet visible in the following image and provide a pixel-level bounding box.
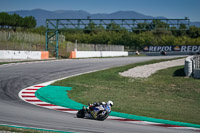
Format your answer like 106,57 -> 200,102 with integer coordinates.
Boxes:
101,102 -> 106,105
107,100 -> 113,107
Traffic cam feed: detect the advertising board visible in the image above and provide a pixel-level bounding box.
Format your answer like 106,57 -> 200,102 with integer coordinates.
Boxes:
143,46 -> 200,52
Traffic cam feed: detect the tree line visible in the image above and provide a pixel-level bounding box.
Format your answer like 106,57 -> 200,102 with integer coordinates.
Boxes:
1,12 -> 200,51
0,12 -> 36,30
63,22 -> 200,50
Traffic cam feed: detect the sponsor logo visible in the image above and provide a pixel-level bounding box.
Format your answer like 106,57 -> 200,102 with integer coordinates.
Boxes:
143,46 -> 149,51
143,46 -> 200,52
173,46 -> 181,51
146,46 -> 172,52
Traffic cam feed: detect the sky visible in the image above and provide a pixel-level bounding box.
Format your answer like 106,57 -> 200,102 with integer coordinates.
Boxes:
0,0 -> 200,22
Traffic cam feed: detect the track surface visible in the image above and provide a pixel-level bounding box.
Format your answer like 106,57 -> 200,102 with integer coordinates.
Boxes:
0,56 -> 195,133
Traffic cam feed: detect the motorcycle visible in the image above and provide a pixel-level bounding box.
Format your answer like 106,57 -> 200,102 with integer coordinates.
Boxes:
76,104 -> 111,121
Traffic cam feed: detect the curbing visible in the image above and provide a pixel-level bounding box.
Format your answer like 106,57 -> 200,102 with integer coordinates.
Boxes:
35,85 -> 200,129
18,71 -> 200,132
110,112 -> 200,129
35,85 -> 84,110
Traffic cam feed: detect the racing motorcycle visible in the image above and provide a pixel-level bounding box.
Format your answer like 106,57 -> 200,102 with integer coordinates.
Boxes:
76,102 -> 112,121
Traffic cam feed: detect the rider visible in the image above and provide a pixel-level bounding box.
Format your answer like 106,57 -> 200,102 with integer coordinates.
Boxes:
85,100 -> 113,118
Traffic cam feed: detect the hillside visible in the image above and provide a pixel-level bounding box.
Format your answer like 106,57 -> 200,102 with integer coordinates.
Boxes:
7,9 -> 200,27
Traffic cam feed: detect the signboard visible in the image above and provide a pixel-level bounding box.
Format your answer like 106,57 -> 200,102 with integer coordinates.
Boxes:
143,46 -> 200,52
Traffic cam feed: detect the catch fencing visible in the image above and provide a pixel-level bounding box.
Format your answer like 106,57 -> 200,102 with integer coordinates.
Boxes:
65,42 -> 124,52
59,42 -> 125,58
0,31 -> 65,51
0,31 -> 45,51
0,31 -> 45,43
0,31 -> 124,57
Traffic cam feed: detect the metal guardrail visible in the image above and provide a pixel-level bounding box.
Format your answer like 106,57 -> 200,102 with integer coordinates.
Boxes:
192,55 -> 200,69
184,55 -> 200,78
192,55 -> 200,78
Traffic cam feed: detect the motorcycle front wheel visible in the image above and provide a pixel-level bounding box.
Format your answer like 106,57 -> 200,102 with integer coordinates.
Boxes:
97,112 -> 109,121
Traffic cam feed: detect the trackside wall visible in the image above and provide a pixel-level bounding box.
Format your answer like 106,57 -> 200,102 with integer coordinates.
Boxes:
69,51 -> 128,58
0,50 -> 49,60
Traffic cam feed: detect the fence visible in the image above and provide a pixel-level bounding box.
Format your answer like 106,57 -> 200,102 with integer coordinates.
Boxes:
184,55 -> 200,78
0,31 -> 45,43
65,42 -> 124,52
0,31 -> 124,57
0,31 -> 65,51
0,31 -> 45,51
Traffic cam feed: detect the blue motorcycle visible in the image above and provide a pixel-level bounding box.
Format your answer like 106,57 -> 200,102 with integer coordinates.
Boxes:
77,103 -> 112,121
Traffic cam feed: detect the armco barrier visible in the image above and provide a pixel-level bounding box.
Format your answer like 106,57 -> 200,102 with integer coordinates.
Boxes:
184,55 -> 200,78
193,55 -> 200,78
0,50 -> 49,60
69,51 -> 128,58
194,69 -> 200,78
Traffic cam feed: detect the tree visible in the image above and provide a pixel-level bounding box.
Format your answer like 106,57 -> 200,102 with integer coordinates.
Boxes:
84,22 -> 96,34
0,13 -> 36,30
134,22 -> 153,33
10,13 -> 23,31
22,16 -> 36,29
172,24 -> 187,36
28,16 -> 36,28
187,26 -> 200,38
0,12 -> 10,28
95,25 -> 105,33
106,22 -> 122,31
152,20 -> 169,29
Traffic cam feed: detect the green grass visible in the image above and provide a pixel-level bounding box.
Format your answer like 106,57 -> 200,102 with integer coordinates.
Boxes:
0,125 -> 59,133
0,61 -> 32,65
0,61 -> 30,65
0,61 -> 25,65
0,59 -> 56,65
53,59 -> 200,125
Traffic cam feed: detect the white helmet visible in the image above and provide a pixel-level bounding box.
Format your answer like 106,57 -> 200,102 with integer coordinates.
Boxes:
107,100 -> 113,107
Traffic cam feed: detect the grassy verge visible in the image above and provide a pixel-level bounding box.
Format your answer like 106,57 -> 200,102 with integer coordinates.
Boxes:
53,59 -> 200,125
0,61 -> 25,65
0,125 -> 62,133
0,61 -> 36,65
0,59 -> 56,65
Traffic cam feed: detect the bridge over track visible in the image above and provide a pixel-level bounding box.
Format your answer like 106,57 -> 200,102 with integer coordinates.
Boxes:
45,18 -> 190,58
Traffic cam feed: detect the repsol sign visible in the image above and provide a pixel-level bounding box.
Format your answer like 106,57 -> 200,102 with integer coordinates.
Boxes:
143,46 -> 200,52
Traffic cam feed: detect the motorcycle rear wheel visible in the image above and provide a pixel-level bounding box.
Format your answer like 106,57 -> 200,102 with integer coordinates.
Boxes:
76,109 -> 85,118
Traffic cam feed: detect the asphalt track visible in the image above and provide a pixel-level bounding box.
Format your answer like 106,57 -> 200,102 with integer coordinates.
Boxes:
0,56 -> 196,133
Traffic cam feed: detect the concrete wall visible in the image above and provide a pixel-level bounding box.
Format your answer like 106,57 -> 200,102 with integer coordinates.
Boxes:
0,50 -> 49,60
69,51 -> 128,58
